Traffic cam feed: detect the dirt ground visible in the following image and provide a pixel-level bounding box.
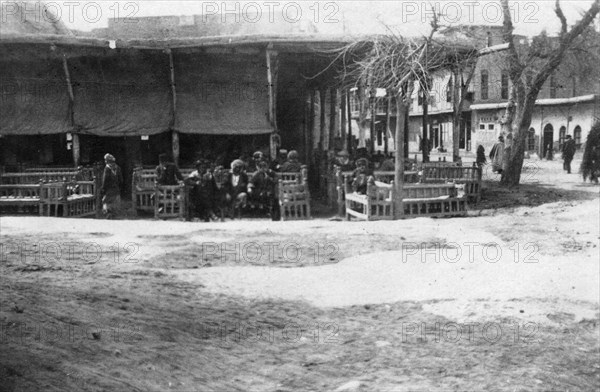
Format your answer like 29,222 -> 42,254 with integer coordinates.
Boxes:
1,158 -> 599,392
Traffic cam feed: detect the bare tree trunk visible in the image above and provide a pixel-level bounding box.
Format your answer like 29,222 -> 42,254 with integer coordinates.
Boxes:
452,69 -> 461,162
393,95 -> 406,219
421,89 -> 430,163
384,95 -> 390,155
357,81 -> 368,149
502,99 -> 536,185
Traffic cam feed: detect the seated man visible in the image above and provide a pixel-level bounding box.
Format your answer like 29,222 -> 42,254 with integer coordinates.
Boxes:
248,160 -> 280,219
247,151 -> 264,173
186,160 -> 218,222
156,153 -> 183,186
333,150 -> 355,172
270,149 -> 288,172
352,158 -> 372,195
223,159 -> 248,217
280,150 -> 303,173
379,156 -> 395,171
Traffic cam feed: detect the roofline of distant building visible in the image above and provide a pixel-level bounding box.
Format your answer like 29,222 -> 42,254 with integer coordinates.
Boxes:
0,32 -> 479,53
470,94 -> 599,110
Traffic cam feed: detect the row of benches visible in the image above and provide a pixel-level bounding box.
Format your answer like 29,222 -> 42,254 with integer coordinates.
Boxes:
132,166 -> 312,221
335,164 -> 481,221
0,180 -> 99,217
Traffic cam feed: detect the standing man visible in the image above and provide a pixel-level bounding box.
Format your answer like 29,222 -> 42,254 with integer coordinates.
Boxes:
101,153 -> 123,219
489,135 -> 505,174
156,153 -> 183,186
562,135 -> 576,174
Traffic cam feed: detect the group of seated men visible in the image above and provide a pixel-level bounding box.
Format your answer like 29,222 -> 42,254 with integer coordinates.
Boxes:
155,150 -> 304,221
332,149 -> 396,195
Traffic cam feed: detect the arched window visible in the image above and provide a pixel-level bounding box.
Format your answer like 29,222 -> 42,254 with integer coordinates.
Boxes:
574,125 -> 582,149
559,126 -> 566,149
527,128 -> 536,151
480,70 -> 489,100
501,72 -> 509,100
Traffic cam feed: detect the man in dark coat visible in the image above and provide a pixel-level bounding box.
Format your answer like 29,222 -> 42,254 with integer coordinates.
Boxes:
248,160 -> 280,219
156,153 -> 183,186
101,153 -> 123,219
562,135 -> 576,174
280,150 -> 303,173
186,160 -> 218,221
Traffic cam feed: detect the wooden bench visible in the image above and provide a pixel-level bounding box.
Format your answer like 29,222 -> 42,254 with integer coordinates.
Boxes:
0,172 -> 79,185
420,164 -> 482,203
154,185 -> 186,220
23,166 -> 96,181
372,171 -> 420,184
278,166 -> 311,221
132,167 -> 194,214
39,181 -> 98,218
344,178 -> 394,221
401,183 -> 467,218
0,184 -> 43,215
342,175 -> 467,221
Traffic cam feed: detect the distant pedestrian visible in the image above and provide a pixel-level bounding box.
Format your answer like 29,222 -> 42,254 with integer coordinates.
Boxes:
476,145 -> 487,168
561,135 -> 576,174
489,135 -> 505,174
101,153 -> 122,219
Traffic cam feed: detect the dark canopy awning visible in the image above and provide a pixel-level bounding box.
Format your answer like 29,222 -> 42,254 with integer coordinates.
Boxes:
70,50 -> 172,136
173,52 -> 272,135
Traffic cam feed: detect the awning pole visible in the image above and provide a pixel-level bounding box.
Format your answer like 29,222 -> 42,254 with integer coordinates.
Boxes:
61,54 -> 78,167
167,49 -> 179,165
266,46 -> 279,159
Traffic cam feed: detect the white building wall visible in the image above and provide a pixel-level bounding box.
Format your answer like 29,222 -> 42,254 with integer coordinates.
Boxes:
471,100 -> 598,156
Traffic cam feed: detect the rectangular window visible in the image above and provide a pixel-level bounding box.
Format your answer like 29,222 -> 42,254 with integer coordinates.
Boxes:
481,71 -> 489,100
479,124 -> 486,130
488,124 -> 495,130
550,74 -> 557,98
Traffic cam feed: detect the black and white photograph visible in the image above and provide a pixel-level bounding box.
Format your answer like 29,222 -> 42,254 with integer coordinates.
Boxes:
1,0 -> 599,390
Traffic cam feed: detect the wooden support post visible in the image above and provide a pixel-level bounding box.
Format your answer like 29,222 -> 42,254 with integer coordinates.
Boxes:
311,90 -> 318,150
167,49 -> 177,128
329,88 -> 338,151
394,94 -> 406,219
340,90 -> 347,151
167,49 -> 179,165
61,54 -> 77,167
319,89 -> 326,151
172,131 -> 180,166
72,134 -> 80,167
266,47 -> 279,160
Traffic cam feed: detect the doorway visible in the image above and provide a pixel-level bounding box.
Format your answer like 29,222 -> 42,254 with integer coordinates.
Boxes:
542,123 -> 554,158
